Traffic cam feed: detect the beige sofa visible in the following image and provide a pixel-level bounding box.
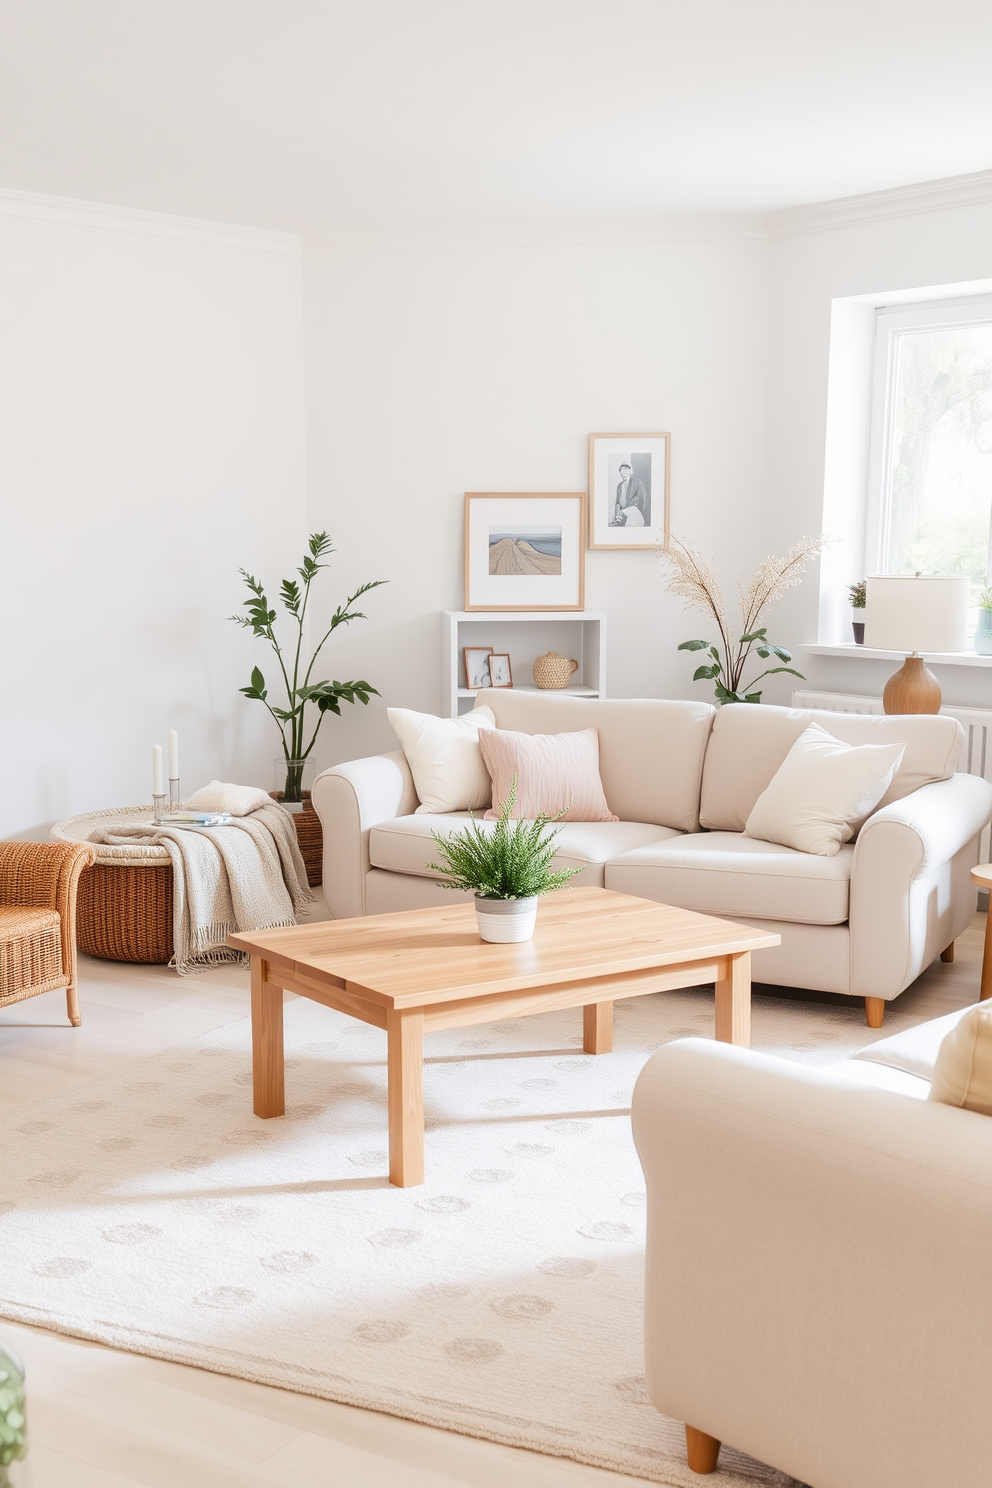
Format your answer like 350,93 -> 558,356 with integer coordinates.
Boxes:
631,1006 -> 992,1486
312,692 -> 992,1025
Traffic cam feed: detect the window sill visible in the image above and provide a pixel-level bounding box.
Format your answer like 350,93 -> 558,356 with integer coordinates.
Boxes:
805,643 -> 992,668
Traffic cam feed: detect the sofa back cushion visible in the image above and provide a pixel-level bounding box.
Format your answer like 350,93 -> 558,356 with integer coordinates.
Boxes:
700,703 -> 964,832
474,692 -> 715,831
930,1002 -> 992,1118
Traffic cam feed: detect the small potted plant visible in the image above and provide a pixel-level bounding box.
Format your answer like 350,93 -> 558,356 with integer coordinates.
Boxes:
975,586 -> 992,656
849,580 -> 867,644
428,780 -> 581,942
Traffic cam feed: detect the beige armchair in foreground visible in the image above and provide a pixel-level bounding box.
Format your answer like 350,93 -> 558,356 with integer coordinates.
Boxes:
0,840 -> 95,1026
631,1009 -> 992,1487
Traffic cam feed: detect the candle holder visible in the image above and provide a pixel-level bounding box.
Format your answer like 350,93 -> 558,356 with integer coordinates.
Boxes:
168,778 -> 182,812
152,794 -> 167,823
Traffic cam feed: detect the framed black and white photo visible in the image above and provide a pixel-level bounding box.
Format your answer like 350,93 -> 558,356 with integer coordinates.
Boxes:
488,653 -> 513,688
588,433 -> 670,550
464,492 -> 585,611
463,646 -> 493,689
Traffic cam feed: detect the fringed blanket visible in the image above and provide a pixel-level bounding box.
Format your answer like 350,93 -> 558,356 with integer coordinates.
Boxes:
89,804 -> 312,974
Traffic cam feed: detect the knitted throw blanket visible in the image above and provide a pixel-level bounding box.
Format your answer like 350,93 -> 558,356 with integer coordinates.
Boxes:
89,804 -> 313,974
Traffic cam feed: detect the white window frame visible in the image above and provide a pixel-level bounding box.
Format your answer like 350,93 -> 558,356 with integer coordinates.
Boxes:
865,295 -> 992,579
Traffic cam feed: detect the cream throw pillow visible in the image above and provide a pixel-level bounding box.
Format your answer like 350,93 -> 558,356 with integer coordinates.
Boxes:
930,1003 -> 992,1117
387,706 -> 496,814
478,727 -> 618,822
744,722 -> 905,857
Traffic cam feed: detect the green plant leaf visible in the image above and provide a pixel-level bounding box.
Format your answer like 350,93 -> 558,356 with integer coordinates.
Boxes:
678,639 -> 712,652
743,691 -> 762,703
692,664 -> 721,680
739,629 -> 767,643
250,666 -> 266,693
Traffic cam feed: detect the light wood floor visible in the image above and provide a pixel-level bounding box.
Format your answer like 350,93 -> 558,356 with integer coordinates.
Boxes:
1,904 -> 985,1487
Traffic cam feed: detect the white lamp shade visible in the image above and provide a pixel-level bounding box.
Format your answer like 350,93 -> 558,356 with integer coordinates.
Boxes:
865,575 -> 969,654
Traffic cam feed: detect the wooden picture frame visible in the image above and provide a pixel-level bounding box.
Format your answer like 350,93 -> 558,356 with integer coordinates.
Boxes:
463,646 -> 493,689
488,653 -> 513,688
588,433 -> 670,550
464,492 -> 585,611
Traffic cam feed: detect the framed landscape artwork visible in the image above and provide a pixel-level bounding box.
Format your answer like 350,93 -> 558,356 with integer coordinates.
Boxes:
464,493 -> 585,611
588,432 -> 670,550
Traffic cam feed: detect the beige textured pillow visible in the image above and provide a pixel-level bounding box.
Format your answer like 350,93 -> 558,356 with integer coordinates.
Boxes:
929,1003 -> 992,1117
387,706 -> 496,814
478,727 -> 618,822
744,722 -> 905,857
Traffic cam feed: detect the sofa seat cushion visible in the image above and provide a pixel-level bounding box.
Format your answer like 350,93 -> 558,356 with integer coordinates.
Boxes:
369,814 -> 682,889
604,831 -> 854,925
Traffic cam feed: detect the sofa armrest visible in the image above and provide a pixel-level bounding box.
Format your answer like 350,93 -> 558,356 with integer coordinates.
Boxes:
312,751 -> 418,918
631,1038 -> 992,1488
849,773 -> 992,998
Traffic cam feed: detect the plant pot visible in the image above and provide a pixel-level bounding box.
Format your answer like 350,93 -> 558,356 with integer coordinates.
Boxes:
474,894 -> 538,943
851,607 -> 866,645
268,789 -> 323,887
975,609 -> 992,656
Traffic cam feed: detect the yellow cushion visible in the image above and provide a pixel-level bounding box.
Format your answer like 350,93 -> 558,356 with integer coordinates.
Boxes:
929,1003 -> 992,1117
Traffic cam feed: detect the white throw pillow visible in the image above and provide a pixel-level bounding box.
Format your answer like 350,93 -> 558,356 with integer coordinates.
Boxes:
744,722 -> 905,857
387,706 -> 496,814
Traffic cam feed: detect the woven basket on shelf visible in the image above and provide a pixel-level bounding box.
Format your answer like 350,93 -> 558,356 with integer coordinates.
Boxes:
52,808 -> 174,965
532,651 -> 579,690
268,791 -> 323,887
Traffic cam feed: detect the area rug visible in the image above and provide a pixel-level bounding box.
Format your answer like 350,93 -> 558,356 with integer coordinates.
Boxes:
0,985 -> 922,1485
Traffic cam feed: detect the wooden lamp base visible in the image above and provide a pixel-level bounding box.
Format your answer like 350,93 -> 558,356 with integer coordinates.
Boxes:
882,655 -> 941,715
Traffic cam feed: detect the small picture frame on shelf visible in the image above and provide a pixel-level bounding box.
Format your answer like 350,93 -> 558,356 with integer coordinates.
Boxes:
588,433 -> 670,550
463,646 -> 493,689
488,654 -> 512,688
464,492 -> 585,611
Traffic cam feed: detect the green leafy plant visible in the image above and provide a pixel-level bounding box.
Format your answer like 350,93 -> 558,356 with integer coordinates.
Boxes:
428,779 -> 582,899
978,585 -> 992,609
231,532 -> 386,800
0,1347 -> 26,1484
661,534 -> 825,705
848,580 -> 867,608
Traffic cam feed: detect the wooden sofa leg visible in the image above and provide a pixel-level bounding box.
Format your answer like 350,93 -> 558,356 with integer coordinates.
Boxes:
865,996 -> 885,1029
686,1426 -> 721,1473
940,941 -> 955,963
66,983 -> 81,1027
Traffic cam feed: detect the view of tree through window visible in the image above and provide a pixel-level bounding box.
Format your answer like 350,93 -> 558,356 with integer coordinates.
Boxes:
883,322 -> 992,599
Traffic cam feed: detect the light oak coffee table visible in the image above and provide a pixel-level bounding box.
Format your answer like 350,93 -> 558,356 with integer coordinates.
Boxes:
228,885 -> 779,1187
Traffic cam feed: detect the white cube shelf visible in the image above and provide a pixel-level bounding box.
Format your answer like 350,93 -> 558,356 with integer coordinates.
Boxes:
442,611 -> 607,718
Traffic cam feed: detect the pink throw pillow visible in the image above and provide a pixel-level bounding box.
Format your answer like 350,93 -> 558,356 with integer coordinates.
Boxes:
478,727 -> 618,823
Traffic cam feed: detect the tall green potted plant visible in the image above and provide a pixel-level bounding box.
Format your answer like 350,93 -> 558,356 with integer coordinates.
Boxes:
428,781 -> 581,942
231,532 -> 386,803
975,586 -> 992,656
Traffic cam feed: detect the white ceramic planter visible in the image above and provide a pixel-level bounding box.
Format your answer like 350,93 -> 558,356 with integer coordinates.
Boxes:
475,894 -> 538,943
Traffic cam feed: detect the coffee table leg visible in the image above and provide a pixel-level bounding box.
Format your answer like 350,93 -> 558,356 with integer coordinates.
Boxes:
251,956 -> 285,1117
715,952 -> 751,1047
583,1000 -> 613,1053
387,1010 -> 425,1187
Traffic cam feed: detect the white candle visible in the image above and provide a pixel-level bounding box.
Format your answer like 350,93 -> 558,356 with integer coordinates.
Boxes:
168,729 -> 179,781
152,744 -> 163,797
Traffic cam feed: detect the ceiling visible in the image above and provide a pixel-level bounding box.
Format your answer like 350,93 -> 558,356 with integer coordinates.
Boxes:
2,0 -> 991,233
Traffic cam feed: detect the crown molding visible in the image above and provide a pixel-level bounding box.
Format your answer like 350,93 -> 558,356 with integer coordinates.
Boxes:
0,188 -> 301,255
765,169 -> 992,240
303,213 -> 768,257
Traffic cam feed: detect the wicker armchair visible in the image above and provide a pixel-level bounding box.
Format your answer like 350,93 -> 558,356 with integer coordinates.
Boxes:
0,841 -> 96,1026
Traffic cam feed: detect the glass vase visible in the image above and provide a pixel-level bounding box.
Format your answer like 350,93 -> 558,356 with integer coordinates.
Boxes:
975,609 -> 992,656
0,1341 -> 27,1488
273,758 -> 316,811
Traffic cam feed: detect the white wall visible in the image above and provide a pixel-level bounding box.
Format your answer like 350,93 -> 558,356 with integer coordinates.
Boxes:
300,228 -> 771,769
0,200 -> 308,838
762,196 -> 992,710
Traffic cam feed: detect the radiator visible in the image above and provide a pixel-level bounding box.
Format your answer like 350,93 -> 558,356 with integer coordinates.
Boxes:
793,688 -> 992,861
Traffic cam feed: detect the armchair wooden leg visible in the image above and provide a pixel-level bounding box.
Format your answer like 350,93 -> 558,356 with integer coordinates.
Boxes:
686,1426 -> 721,1474
941,941 -> 955,963
66,982 -> 81,1027
865,996 -> 885,1029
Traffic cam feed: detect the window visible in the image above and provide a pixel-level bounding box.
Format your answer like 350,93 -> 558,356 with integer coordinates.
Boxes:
866,299 -> 992,619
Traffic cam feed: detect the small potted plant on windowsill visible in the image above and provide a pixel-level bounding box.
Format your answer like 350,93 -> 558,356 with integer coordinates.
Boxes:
975,586 -> 992,656
428,780 -> 581,942
849,580 -> 867,644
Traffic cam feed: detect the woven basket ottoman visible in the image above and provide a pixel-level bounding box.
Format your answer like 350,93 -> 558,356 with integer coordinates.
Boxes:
52,808 -> 174,964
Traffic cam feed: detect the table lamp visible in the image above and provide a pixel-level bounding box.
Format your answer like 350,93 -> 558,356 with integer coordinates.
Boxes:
865,575 -> 969,713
